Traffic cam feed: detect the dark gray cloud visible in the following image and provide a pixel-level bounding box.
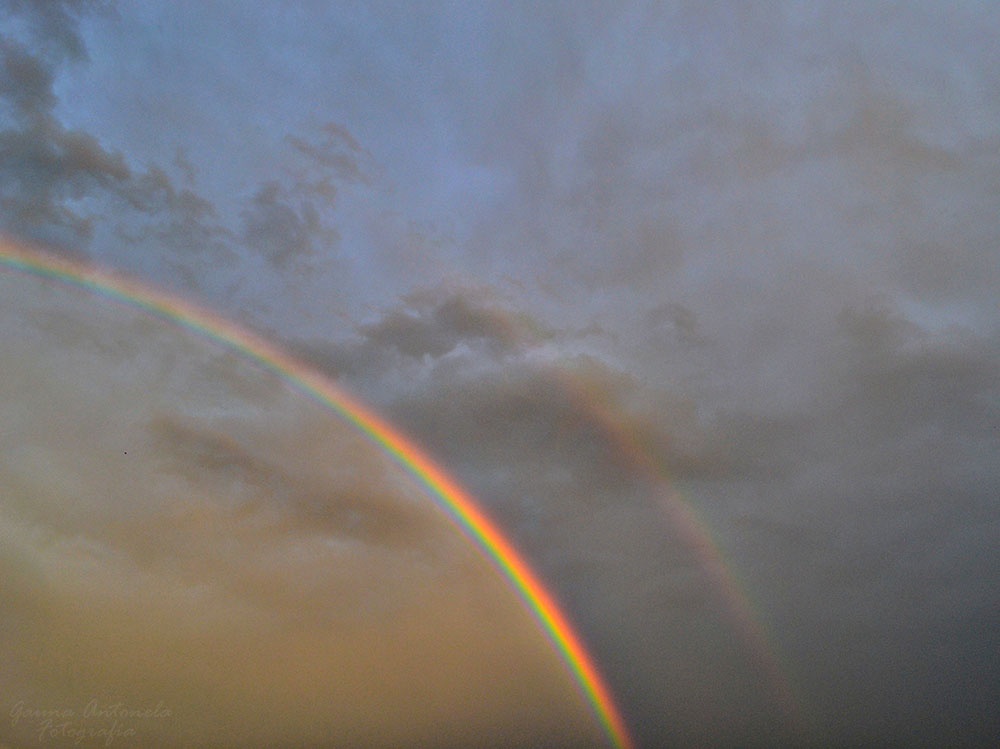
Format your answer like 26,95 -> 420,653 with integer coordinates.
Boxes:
0,39 -> 128,247
0,39 -> 55,117
286,121 -> 375,188
288,286 -> 540,392
240,181 -> 333,269
358,288 -> 525,359
285,264 -> 999,747
0,0 -> 104,64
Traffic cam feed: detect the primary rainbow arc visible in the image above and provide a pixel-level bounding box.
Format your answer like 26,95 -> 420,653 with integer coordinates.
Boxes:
0,241 -> 634,749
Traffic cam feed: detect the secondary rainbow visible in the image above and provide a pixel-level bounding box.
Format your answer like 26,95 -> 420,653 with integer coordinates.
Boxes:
561,373 -> 808,734
0,241 -> 634,749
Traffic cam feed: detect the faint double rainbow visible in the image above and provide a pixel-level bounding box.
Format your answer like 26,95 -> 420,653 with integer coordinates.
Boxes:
0,241 -> 634,749
555,366 -> 809,736
409,283 -> 812,738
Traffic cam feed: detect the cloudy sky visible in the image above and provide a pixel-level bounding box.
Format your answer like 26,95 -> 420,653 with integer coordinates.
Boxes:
1,2 -> 998,747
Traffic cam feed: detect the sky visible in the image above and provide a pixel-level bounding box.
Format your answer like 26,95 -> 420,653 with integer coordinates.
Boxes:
0,1 -> 998,747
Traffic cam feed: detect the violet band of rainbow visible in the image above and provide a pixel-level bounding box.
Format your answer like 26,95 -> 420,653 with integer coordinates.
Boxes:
0,241 -> 635,749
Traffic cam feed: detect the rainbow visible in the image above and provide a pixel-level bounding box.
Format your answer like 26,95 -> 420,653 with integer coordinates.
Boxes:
0,241 -> 634,749
558,370 -> 808,734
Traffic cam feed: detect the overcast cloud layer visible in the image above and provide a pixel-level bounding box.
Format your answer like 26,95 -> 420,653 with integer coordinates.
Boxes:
1,2 -> 998,747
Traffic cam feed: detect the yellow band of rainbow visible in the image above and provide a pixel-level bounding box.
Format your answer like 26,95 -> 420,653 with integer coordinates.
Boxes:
0,241 -> 635,749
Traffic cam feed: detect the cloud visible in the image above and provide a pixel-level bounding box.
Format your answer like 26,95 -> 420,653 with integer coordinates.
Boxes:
239,180 -> 336,270
358,287 -> 526,359
286,121 -> 375,188
0,27 -> 231,280
0,39 -> 130,248
0,38 -> 55,118
0,0 -> 105,64
669,295 -> 1000,744
287,286 -> 542,397
283,250 -> 1000,745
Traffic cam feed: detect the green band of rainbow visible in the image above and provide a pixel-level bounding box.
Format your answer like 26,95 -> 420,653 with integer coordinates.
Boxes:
0,242 -> 634,749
